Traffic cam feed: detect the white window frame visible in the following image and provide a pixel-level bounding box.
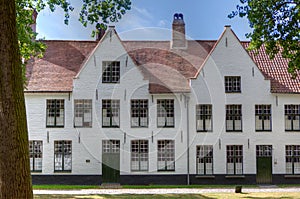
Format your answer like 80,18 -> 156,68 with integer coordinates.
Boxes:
157,99 -> 174,128
131,140 -> 149,171
74,99 -> 92,127
157,140 -> 175,171
102,99 -> 120,127
46,99 -> 64,127
226,104 -> 242,132
286,145 -> 300,174
285,105 -> 300,131
196,104 -> 212,132
102,61 -> 120,83
226,145 -> 243,175
131,99 -> 148,128
196,145 -> 213,175
225,76 -> 241,93
29,140 -> 43,172
54,140 -> 72,172
255,105 -> 272,131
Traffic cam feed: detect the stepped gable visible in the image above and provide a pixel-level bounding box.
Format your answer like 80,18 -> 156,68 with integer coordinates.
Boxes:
25,40 -> 97,92
242,42 -> 300,93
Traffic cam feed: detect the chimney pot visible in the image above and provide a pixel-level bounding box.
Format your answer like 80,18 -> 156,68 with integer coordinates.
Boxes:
171,13 -> 187,49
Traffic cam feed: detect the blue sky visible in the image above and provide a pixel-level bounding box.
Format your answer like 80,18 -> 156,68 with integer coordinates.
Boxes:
36,0 -> 252,41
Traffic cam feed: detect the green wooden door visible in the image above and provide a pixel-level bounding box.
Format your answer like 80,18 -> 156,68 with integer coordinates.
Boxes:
102,140 -> 120,184
256,145 -> 272,184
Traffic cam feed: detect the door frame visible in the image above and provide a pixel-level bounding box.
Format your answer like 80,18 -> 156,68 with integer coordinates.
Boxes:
102,140 -> 120,184
256,145 -> 273,184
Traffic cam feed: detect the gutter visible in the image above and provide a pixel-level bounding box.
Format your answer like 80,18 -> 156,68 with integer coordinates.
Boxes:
184,94 -> 190,185
24,90 -> 72,93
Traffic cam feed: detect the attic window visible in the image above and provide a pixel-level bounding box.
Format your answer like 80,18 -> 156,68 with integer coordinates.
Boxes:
225,76 -> 241,93
102,61 -> 120,83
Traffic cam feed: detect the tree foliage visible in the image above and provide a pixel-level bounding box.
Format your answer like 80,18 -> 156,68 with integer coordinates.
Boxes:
0,1 -> 130,198
229,0 -> 300,77
16,0 -> 131,80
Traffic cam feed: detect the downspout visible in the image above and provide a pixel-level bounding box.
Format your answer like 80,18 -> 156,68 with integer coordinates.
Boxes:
185,94 -> 190,185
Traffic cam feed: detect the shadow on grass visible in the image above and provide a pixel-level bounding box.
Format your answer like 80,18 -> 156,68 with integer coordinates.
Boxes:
34,194 -> 216,199
240,196 -> 294,199
231,192 -> 294,199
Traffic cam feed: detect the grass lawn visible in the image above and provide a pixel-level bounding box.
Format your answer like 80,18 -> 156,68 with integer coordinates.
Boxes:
33,185 -> 100,190
33,184 -> 259,190
34,192 -> 300,199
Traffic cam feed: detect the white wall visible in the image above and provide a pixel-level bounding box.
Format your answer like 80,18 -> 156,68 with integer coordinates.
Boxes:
25,26 -> 300,177
189,27 -> 300,175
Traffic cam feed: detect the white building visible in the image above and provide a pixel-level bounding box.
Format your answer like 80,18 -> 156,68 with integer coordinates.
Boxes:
25,14 -> 300,185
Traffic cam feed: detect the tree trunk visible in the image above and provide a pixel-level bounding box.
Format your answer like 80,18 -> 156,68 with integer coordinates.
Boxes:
0,0 -> 33,198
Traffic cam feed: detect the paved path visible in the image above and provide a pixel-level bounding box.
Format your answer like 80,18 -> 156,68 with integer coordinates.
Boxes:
34,187 -> 300,195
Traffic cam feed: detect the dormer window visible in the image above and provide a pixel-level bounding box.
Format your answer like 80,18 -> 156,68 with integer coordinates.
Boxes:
102,61 -> 120,83
225,76 -> 241,93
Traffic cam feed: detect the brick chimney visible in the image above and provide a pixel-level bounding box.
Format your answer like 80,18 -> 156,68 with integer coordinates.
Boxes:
96,28 -> 106,41
171,13 -> 187,49
30,9 -> 38,33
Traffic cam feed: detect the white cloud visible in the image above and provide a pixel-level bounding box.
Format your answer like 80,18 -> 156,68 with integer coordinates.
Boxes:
132,6 -> 153,19
158,20 -> 167,27
118,27 -> 171,41
116,5 -> 154,32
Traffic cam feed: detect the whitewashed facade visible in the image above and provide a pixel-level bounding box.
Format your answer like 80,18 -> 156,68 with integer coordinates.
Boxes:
25,14 -> 300,185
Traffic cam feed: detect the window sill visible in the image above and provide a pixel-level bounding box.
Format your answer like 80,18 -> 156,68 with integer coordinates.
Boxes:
255,130 -> 272,132
225,91 -> 241,94
131,126 -> 149,128
31,171 -> 42,174
102,82 -> 120,84
157,170 -> 175,172
195,175 -> 215,179
226,131 -> 243,133
285,130 -> 300,132
54,171 -> 72,174
284,175 -> 300,178
46,126 -> 65,128
225,175 -> 245,179
197,131 -> 213,133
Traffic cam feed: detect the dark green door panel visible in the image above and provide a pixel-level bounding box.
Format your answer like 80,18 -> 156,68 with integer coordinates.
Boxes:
102,140 -> 120,184
256,157 -> 272,184
102,153 -> 120,183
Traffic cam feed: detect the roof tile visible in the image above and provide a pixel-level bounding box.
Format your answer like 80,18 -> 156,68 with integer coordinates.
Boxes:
242,42 -> 300,93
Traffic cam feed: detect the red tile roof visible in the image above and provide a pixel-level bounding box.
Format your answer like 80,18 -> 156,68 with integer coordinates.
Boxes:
25,40 -> 97,92
25,38 -> 299,94
122,40 -> 216,93
242,42 -> 300,93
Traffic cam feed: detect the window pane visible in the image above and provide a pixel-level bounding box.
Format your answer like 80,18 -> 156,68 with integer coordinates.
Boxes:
46,99 -> 64,127
196,145 -> 213,175
226,105 -> 242,132
54,140 -> 72,171
255,105 -> 271,131
29,140 -> 43,172
157,100 -> 174,127
131,100 -> 148,127
102,100 -> 120,127
196,105 -> 212,132
157,140 -> 175,171
225,76 -> 241,92
227,145 -> 243,175
285,105 -> 300,131
102,61 -> 120,83
131,140 -> 148,171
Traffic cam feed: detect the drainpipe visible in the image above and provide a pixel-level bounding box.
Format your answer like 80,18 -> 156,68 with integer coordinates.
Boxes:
185,94 -> 190,185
